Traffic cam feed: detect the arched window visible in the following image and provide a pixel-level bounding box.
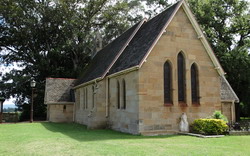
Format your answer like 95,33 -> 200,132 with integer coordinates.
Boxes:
122,79 -> 126,109
164,61 -> 172,104
92,85 -> 95,109
77,89 -> 80,110
80,88 -> 84,110
177,52 -> 185,102
85,88 -> 88,109
191,63 -> 199,103
117,81 -> 120,109
83,88 -> 86,109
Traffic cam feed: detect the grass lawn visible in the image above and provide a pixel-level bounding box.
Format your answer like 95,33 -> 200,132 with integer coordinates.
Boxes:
0,122 -> 249,156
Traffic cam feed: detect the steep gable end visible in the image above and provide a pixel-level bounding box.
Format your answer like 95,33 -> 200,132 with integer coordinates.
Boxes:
108,0 -> 225,77
108,1 -> 182,75
180,1 -> 225,76
221,76 -> 239,102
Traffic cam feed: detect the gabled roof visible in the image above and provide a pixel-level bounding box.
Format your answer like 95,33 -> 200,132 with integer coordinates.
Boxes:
44,78 -> 76,104
221,76 -> 239,102
108,2 -> 181,75
75,1 -> 181,88
75,0 -> 226,88
74,20 -> 146,86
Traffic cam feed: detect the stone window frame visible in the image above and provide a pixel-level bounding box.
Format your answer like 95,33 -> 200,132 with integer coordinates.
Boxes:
191,62 -> 200,105
163,60 -> 173,106
85,88 -> 88,109
80,88 -> 84,110
122,79 -> 126,109
177,51 -> 187,105
92,85 -> 95,109
117,78 -> 127,110
117,80 -> 121,109
83,88 -> 86,110
76,90 -> 80,110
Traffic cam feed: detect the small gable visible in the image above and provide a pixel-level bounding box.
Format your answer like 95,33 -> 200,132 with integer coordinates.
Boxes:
221,77 -> 239,102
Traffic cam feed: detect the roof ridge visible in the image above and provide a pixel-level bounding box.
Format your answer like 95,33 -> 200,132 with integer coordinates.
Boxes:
107,0 -> 183,75
74,19 -> 147,88
46,77 -> 77,80
146,0 -> 183,23
138,0 -> 183,67
92,19 -> 147,57
101,18 -> 147,79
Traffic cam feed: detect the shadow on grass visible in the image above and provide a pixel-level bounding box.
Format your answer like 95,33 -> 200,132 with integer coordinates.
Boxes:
41,122 -> 180,142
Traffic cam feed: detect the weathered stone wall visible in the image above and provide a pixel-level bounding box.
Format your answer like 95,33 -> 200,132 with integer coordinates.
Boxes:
138,7 -> 222,134
48,104 -> 73,122
108,71 -> 139,134
221,102 -> 234,122
74,80 -> 107,129
44,78 -> 76,104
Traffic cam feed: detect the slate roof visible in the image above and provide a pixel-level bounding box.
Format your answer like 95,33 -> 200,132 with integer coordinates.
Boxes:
46,0 -> 239,104
44,78 -> 76,104
221,77 -> 239,102
75,2 -> 181,86
74,22 -> 142,86
108,2 -> 180,75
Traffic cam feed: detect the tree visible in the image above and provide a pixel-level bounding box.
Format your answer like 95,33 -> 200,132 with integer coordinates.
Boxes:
0,0 -> 145,120
188,0 -> 250,118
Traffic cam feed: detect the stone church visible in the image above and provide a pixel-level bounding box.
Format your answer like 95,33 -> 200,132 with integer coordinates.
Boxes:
44,0 -> 239,135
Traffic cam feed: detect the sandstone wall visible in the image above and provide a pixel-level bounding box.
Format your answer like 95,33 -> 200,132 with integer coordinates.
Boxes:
138,7 -> 222,134
48,104 -> 73,122
74,80 -> 107,129
108,71 -> 139,134
221,102 -> 235,122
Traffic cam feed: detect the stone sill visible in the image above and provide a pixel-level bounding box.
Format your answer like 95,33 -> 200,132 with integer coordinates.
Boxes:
164,103 -> 173,107
192,103 -> 200,107
179,102 -> 187,107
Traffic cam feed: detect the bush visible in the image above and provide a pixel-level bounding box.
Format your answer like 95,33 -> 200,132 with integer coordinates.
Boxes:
211,111 -> 228,122
191,119 -> 228,135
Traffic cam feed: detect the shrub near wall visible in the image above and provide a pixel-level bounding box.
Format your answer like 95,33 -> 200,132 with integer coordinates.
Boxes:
191,119 -> 228,135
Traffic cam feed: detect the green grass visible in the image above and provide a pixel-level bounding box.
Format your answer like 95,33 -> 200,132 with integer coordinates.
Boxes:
0,122 -> 249,156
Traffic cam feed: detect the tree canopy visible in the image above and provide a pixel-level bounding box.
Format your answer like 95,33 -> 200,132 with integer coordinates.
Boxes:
0,0 -> 171,120
0,0 -> 140,119
0,0 -> 249,120
188,0 -> 250,117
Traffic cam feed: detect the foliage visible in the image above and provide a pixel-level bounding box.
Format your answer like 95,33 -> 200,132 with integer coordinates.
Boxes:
211,110 -> 228,122
191,119 -> 229,135
2,112 -> 20,122
0,0 -> 156,120
188,0 -> 250,117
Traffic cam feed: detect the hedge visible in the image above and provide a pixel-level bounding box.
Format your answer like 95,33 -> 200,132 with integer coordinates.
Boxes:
191,119 -> 228,135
